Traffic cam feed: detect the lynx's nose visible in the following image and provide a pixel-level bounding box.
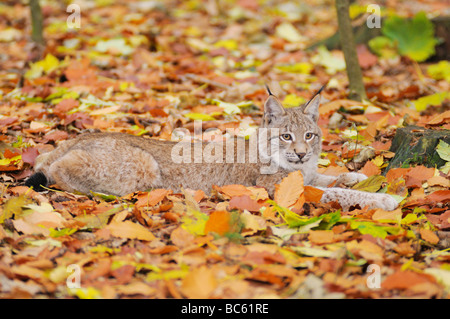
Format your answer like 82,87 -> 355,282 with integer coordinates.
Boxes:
296,152 -> 306,160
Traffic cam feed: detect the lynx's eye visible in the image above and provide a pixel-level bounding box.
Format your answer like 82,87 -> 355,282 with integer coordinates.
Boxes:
280,133 -> 292,141
305,132 -> 314,140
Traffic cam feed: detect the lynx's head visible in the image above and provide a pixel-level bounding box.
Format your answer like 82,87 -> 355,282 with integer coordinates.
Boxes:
259,87 -> 323,173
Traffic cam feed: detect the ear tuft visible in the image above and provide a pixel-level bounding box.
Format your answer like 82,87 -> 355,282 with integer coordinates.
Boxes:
302,94 -> 321,122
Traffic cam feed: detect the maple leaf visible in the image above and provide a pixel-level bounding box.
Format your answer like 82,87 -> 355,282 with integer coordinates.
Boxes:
382,12 -> 439,62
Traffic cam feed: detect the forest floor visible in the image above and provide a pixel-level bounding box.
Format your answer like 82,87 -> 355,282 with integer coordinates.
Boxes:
0,0 -> 449,299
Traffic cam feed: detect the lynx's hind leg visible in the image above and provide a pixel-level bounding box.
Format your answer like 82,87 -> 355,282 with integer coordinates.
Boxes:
47,148 -> 161,196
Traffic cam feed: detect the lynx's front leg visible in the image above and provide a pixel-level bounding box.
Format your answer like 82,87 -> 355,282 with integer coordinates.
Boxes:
321,188 -> 398,211
311,172 -> 368,188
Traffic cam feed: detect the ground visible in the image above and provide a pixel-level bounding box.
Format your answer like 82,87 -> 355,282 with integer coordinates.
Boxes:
0,0 -> 449,299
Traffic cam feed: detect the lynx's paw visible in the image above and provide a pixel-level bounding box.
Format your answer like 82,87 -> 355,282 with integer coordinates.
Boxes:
368,194 -> 399,211
335,172 -> 368,187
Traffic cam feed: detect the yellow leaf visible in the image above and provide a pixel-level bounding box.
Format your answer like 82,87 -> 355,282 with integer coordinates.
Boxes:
352,175 -> 386,192
275,22 -> 305,42
25,54 -> 60,79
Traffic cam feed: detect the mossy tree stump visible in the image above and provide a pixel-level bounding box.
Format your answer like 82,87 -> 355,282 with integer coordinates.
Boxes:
385,126 -> 450,172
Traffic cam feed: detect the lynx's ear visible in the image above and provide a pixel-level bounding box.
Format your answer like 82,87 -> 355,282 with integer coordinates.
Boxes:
301,85 -> 325,122
302,94 -> 320,122
263,85 -> 286,123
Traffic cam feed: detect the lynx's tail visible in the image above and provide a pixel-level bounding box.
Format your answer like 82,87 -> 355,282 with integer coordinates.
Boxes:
25,172 -> 48,192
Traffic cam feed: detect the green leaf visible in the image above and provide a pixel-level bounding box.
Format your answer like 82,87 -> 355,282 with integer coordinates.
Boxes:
382,12 -> 439,62
410,92 -> 450,112
350,221 -> 387,239
436,140 -> 450,162
368,36 -> 398,59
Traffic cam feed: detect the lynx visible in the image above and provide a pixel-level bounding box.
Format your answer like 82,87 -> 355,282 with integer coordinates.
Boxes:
26,88 -> 398,211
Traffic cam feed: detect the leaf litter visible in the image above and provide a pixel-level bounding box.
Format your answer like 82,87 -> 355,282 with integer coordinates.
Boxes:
0,0 -> 449,299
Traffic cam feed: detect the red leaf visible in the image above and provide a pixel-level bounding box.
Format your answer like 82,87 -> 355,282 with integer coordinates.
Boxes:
21,147 -> 40,166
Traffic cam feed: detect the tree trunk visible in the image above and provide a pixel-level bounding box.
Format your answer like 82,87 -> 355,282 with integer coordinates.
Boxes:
29,0 -> 44,46
335,0 -> 367,101
385,126 -> 450,172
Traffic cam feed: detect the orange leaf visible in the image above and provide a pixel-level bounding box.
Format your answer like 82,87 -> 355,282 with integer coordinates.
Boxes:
427,190 -> 450,204
359,160 -> 381,177
135,189 -> 171,208
419,228 -> 439,245
406,166 -> 435,183
104,220 -> 155,241
274,170 -> 304,208
304,186 -> 324,203
382,270 -> 435,290
386,167 -> 411,183
229,195 -> 261,212
204,210 -> 231,236
427,110 -> 450,125
218,184 -> 253,198
181,266 -> 217,298
309,230 -> 334,244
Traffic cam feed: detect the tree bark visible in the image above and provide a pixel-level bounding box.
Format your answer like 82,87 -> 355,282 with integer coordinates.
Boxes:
385,126 -> 450,172
29,0 -> 44,45
335,0 -> 367,101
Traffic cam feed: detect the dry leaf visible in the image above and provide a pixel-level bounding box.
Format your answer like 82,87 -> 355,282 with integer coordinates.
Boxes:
419,228 -> 439,245
181,266 -> 217,298
104,220 -> 155,241
274,171 -> 304,208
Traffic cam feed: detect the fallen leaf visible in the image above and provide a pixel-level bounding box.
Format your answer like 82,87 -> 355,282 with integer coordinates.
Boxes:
420,228 -> 439,245
275,171 -> 304,208
309,230 -> 335,245
204,210 -> 231,236
382,270 -> 435,290
229,195 -> 261,212
304,186 -> 324,203
181,266 -> 217,298
104,220 -> 155,241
